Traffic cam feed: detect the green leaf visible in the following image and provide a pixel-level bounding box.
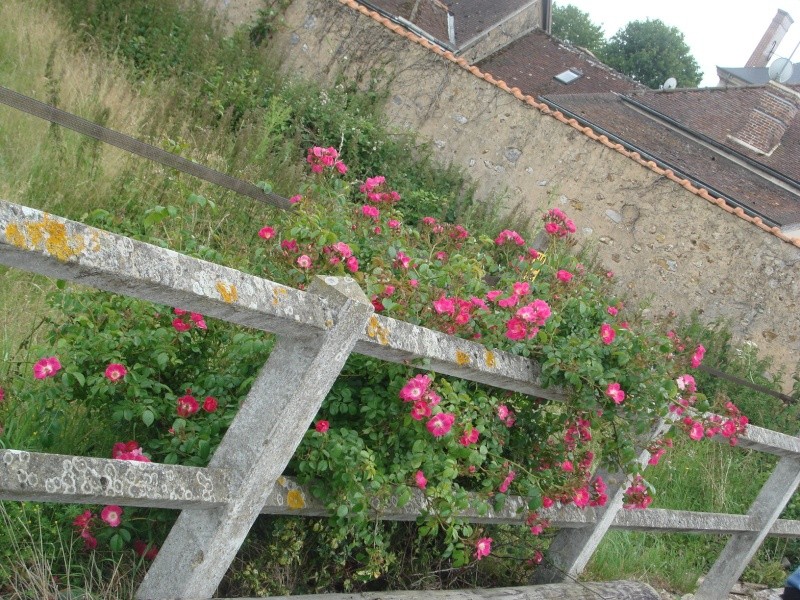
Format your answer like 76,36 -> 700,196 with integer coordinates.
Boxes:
336,504 -> 349,518
142,410 -> 155,427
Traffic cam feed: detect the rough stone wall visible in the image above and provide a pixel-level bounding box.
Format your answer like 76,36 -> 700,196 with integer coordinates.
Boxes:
220,0 -> 800,382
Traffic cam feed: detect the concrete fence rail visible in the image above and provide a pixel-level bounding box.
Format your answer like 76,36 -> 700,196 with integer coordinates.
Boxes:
1,199 -> 799,600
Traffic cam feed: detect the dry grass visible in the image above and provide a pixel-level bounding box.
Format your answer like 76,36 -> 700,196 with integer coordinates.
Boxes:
0,503 -> 142,600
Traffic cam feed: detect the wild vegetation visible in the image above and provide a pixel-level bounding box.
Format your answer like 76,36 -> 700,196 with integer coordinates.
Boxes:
0,1 -> 798,598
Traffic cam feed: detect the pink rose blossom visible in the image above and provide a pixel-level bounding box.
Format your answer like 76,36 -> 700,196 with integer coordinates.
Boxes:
0,387 -> 4,403
258,226 -> 275,239
561,460 -> 574,472
426,412 -> 455,437
345,256 -> 359,273
172,318 -> 191,332
415,470 -> 427,489
542,497 -> 554,509
474,537 -> 492,560
573,487 -> 590,508
189,312 -> 207,329
676,374 -> 697,393
177,393 -> 199,417
486,290 -> 504,302
281,239 -> 299,253
112,441 -> 150,462
82,531 -> 98,550
400,374 -> 431,402
361,205 -> 380,220
691,344 -> 706,368
494,229 -> 525,246
297,255 -> 312,269
512,281 -> 530,296
459,427 -> 479,446
33,356 -> 61,380
497,405 -> 510,420
688,421 -> 705,441
101,505 -> 123,528
505,317 -> 528,341
498,470 -> 516,493
600,323 -> 616,345
203,396 -> 218,413
556,270 -> 573,283
388,219 -> 401,229
290,195 -> 302,204
409,279 -> 419,287
315,420 -> 329,433
433,295 -> 456,315
607,306 -> 618,316
410,400 -> 432,420
104,363 -> 127,382
395,251 -> 411,269
605,382 -> 625,404
133,540 -> 159,560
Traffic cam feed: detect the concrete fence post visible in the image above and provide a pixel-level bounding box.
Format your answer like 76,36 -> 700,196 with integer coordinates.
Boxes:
694,454 -> 800,600
135,276 -> 373,600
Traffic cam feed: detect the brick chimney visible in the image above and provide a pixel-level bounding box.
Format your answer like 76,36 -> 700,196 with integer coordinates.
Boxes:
745,9 -> 793,68
728,82 -> 800,155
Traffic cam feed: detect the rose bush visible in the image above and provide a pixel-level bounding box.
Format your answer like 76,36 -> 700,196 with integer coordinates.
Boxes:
0,147 -> 744,576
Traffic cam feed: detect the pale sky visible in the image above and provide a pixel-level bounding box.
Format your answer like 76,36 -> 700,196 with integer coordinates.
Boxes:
556,1 -> 800,86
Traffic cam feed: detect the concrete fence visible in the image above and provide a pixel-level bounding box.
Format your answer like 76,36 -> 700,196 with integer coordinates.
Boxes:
1,199 -> 799,600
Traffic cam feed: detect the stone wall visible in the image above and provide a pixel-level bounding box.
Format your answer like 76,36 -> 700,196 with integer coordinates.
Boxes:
220,0 -> 800,383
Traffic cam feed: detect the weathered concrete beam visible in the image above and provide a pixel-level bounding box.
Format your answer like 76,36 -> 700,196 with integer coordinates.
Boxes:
0,450 -> 228,509
261,477 -> 800,538
226,581 -> 663,600
0,200 -> 334,338
0,200 -> 561,400
355,316 -> 565,401
725,422 -> 800,457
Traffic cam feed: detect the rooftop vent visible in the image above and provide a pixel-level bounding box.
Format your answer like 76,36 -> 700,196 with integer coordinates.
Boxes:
554,68 -> 582,84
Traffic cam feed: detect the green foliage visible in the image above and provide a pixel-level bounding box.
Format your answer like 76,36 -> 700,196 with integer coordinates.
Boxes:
602,19 -> 702,89
551,4 -> 606,55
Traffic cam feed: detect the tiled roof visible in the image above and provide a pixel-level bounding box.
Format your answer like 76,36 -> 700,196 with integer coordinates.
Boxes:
623,86 -> 800,184
542,91 -> 800,227
477,29 -> 643,97
337,0 -> 800,248
359,0 -> 533,50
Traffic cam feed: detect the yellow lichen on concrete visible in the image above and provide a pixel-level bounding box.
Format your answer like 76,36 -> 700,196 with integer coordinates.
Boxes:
455,350 -> 470,366
277,476 -> 287,486
4,223 -> 26,249
286,489 -> 306,510
366,315 -> 390,345
216,281 -> 238,303
271,287 -> 288,306
5,215 -> 86,262
485,351 -> 496,368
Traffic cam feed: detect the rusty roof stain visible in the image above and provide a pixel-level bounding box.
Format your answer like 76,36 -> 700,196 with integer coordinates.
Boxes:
338,0 -> 800,248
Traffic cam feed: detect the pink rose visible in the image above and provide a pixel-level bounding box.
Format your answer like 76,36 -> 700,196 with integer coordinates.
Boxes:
104,363 -> 127,382
315,420 -> 330,433
33,356 -> 62,380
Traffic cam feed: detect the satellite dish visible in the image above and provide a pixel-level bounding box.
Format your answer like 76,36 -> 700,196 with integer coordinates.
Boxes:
768,57 -> 794,83
662,77 -> 677,90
